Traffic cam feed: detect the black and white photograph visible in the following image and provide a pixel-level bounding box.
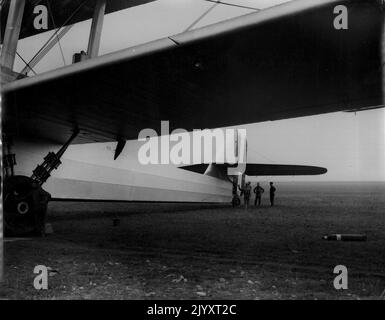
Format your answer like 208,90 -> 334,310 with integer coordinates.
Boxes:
0,0 -> 384,306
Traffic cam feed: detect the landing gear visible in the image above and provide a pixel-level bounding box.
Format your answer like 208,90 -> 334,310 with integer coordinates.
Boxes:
231,176 -> 241,207
2,129 -> 79,236
3,176 -> 50,236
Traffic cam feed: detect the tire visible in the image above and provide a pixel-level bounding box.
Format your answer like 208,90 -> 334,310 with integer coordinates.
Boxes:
3,175 -> 51,236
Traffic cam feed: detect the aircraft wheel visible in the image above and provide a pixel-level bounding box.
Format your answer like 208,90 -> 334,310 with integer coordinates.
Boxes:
3,176 -> 51,237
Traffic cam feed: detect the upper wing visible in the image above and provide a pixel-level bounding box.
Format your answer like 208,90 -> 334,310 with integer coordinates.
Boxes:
2,0 -> 384,144
0,0 -> 156,42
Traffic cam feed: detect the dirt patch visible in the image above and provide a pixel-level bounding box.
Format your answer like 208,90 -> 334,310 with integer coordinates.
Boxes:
1,182 -> 384,299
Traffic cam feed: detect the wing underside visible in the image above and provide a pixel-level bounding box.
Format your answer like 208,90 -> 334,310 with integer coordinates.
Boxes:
2,0 -> 384,144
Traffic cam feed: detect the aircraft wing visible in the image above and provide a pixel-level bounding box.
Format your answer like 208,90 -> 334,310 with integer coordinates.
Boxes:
2,0 -> 384,144
180,163 -> 327,176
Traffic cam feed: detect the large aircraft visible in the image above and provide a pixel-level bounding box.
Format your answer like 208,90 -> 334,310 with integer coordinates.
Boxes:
0,0 -> 383,236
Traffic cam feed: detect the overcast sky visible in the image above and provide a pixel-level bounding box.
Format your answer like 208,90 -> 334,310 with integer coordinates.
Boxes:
13,0 -> 385,181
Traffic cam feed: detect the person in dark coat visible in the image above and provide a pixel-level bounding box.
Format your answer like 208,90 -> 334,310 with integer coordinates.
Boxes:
269,182 -> 276,206
239,181 -> 252,209
253,183 -> 264,206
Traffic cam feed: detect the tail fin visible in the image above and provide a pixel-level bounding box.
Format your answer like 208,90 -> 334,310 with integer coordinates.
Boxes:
227,128 -> 247,178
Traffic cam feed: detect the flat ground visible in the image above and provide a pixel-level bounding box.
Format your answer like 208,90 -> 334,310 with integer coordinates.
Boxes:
1,182 -> 384,300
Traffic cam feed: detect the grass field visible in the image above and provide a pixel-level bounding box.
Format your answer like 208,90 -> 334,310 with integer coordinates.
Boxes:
1,182 -> 384,299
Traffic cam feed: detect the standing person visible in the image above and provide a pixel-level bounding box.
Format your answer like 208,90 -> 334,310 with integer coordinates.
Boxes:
239,181 -> 252,209
253,183 -> 264,206
231,179 -> 240,207
269,182 -> 276,206
232,193 -> 240,207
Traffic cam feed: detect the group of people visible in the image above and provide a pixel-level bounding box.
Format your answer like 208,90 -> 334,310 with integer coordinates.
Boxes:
233,181 -> 276,209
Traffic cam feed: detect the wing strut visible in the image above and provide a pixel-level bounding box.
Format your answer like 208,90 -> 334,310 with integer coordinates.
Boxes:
87,0 -> 106,59
0,0 -> 25,82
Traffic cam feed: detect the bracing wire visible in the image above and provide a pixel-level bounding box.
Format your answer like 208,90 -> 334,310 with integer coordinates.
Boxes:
46,0 -> 66,67
184,1 -> 219,32
23,0 -> 91,75
204,0 -> 260,11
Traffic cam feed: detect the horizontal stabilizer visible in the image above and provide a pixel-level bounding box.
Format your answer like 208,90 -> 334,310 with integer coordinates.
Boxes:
180,163 -> 327,176
244,163 -> 327,176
